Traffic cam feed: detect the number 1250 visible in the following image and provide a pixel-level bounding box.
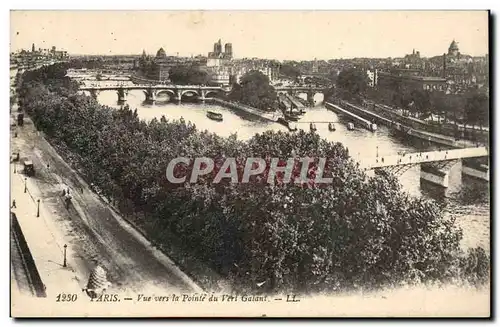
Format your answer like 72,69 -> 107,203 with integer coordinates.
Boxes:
56,293 -> 77,302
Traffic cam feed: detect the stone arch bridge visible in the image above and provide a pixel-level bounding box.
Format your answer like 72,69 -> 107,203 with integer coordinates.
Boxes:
79,84 -> 328,104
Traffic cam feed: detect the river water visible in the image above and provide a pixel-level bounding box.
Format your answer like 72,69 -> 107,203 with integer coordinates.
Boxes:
69,77 -> 490,251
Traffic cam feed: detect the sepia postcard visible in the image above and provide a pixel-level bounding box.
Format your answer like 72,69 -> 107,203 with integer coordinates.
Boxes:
9,10 -> 490,318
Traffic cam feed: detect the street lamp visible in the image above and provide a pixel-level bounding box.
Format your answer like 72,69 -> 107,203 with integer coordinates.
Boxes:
36,199 -> 40,217
24,177 -> 27,193
376,146 -> 379,157
63,244 -> 67,268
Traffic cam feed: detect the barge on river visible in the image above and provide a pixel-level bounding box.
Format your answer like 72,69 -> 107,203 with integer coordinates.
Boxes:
206,111 -> 223,122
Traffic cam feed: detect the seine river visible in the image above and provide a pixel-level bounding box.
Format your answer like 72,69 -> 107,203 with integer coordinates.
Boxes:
76,78 -> 489,250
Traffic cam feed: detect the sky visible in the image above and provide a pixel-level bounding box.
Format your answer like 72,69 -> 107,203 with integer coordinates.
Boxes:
10,11 -> 489,60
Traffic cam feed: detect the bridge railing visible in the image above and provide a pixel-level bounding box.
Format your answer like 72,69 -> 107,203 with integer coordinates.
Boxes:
359,147 -> 489,170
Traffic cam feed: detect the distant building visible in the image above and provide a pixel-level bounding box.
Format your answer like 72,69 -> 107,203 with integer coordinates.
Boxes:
224,43 -> 233,58
448,40 -> 459,57
366,69 -> 378,87
378,68 -> 447,92
146,47 -> 182,81
204,66 -> 231,86
312,58 -> 318,73
207,39 -> 233,67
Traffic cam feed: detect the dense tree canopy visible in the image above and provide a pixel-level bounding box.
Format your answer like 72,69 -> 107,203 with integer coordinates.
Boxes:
279,63 -> 302,81
465,90 -> 489,128
69,58 -> 104,70
230,70 -> 277,111
336,68 -> 369,101
17,63 -> 489,294
168,65 -> 210,85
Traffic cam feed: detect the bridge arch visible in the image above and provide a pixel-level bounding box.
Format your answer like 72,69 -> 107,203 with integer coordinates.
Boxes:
156,89 -> 176,98
155,89 -> 176,102
180,90 -> 200,98
204,90 -> 221,99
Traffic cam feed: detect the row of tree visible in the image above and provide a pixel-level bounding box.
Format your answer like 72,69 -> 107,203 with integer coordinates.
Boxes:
18,64 -> 489,293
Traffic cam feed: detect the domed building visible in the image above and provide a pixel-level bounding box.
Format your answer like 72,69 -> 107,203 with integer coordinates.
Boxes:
448,40 -> 459,57
156,47 -> 167,60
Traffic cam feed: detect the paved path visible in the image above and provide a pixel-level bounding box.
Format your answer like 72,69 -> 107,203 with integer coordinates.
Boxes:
10,169 -> 83,299
11,118 -> 202,299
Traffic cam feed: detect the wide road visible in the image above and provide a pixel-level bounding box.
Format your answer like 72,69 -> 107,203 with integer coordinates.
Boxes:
11,113 -> 202,296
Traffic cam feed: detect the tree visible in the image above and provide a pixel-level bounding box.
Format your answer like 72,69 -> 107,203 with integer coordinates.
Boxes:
391,84 -> 412,115
279,63 -> 301,81
336,68 -> 369,101
411,89 -> 431,118
169,65 -> 210,85
465,91 -> 489,129
328,69 -> 339,85
228,82 -> 242,102
237,70 -> 277,111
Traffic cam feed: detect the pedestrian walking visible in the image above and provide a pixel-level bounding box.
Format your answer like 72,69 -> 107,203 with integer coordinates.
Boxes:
11,200 -> 16,208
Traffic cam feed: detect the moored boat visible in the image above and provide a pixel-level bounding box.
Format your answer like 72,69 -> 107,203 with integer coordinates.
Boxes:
206,111 -> 223,121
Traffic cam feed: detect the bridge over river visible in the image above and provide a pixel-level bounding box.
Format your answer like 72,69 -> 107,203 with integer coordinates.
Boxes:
79,83 -> 328,104
357,146 -> 489,187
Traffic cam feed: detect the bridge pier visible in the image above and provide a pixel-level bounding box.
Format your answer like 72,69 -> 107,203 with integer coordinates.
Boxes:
420,162 -> 454,188
462,158 -> 489,182
89,90 -> 99,100
144,89 -> 157,104
198,89 -> 206,103
307,91 -> 315,106
117,88 -> 127,104
175,90 -> 182,104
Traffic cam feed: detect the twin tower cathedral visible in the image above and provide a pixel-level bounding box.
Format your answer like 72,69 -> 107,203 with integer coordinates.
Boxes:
208,39 -> 233,60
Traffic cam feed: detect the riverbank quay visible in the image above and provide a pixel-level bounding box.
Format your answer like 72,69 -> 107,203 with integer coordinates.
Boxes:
130,74 -> 163,85
208,98 -> 284,123
369,102 -> 488,144
325,101 -> 377,131
11,115 -> 203,296
11,67 -> 205,307
330,99 -> 484,149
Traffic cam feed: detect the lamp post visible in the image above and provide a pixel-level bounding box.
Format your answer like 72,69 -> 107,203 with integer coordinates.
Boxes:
63,244 -> 67,268
36,199 -> 40,217
24,177 -> 27,193
376,146 -> 379,158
